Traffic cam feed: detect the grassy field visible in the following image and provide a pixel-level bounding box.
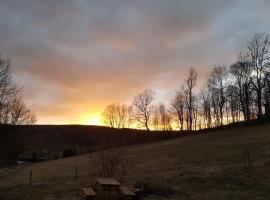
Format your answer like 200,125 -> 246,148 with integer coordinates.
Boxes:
1,123 -> 270,200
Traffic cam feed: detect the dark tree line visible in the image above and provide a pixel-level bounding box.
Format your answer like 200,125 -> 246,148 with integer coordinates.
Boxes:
102,33 -> 270,131
0,56 -> 36,125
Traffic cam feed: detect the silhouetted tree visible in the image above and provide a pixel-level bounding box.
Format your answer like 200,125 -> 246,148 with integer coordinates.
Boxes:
192,96 -> 199,130
184,67 -> 197,131
230,53 -> 252,121
207,66 -> 228,126
0,56 -> 36,125
264,71 -> 270,116
152,105 -> 160,130
199,89 -> 212,128
90,137 -> 127,178
171,89 -> 185,131
132,89 -> 155,131
159,103 -> 172,131
264,73 -> 270,117
226,85 -> 240,123
247,33 -> 270,118
102,103 -> 132,128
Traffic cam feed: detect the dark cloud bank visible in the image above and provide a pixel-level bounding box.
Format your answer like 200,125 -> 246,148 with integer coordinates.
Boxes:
0,0 -> 269,123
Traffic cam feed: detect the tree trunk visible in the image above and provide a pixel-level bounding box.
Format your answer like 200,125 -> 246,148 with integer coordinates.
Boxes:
244,83 -> 251,120
257,89 -> 262,118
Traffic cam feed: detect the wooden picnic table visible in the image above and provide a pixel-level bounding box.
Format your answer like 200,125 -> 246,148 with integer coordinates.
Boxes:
96,178 -> 121,186
83,178 -> 135,200
94,178 -> 121,192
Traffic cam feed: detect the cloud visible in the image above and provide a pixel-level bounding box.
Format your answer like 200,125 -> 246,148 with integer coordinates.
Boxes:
0,0 -> 269,124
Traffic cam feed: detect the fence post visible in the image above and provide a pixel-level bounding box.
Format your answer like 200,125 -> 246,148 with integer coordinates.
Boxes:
74,165 -> 78,181
29,169 -> 32,185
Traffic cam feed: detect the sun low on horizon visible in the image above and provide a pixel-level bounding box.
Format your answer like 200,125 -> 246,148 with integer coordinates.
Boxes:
88,115 -> 103,126
74,113 -> 103,126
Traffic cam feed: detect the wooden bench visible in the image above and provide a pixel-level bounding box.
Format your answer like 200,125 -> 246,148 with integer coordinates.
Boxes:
82,188 -> 96,200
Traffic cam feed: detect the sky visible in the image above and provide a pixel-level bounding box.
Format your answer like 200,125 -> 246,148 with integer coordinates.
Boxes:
0,0 -> 270,125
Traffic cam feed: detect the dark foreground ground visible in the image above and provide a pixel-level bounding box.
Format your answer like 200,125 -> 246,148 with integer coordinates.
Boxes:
1,122 -> 270,200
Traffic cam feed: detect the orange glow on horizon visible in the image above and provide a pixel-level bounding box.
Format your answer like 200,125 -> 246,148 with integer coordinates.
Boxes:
36,111 -> 103,126
75,112 -> 102,126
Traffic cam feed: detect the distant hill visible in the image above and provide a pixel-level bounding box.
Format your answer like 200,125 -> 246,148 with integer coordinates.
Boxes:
0,119 -> 269,166
0,125 -> 182,166
0,124 -> 183,151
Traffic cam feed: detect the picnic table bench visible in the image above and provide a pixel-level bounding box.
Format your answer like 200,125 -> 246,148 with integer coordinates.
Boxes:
82,187 -> 96,200
119,185 -> 135,199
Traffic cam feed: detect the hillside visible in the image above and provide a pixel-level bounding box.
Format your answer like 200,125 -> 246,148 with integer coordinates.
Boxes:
0,125 -> 182,151
1,123 -> 270,200
0,125 -> 182,166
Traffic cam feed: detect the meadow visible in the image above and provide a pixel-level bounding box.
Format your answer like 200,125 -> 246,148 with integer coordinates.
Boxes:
1,122 -> 270,199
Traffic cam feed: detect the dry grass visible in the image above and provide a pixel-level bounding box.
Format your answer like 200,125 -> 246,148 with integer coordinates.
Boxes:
1,123 -> 270,199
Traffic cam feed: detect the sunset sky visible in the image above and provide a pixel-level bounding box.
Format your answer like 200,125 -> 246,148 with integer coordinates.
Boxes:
0,0 -> 270,125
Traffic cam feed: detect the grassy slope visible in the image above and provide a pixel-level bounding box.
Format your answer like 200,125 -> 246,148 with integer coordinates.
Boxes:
1,123 -> 270,200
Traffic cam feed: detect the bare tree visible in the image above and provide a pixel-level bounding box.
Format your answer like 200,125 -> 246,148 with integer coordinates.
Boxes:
90,138 -> 127,178
132,89 -> 155,131
226,85 -> 240,123
152,105 -> 160,130
102,103 -> 132,128
192,96 -> 199,131
23,109 -> 37,125
207,66 -> 228,126
8,97 -> 37,125
199,89 -> 212,128
184,67 -> 197,131
264,71 -> 270,116
171,89 -> 185,131
247,33 -> 270,118
230,53 -> 252,121
0,56 -> 36,125
0,58 -> 17,123
159,103 -> 172,131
